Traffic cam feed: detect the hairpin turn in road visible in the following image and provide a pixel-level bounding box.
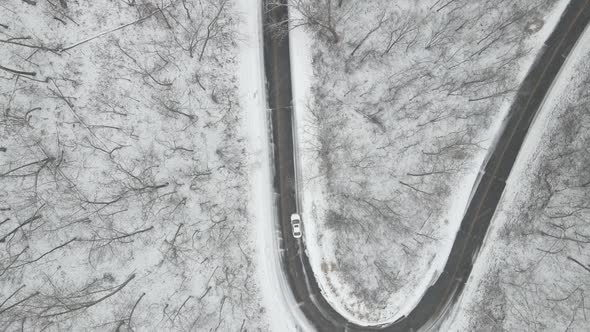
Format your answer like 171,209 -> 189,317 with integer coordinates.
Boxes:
263,0 -> 590,330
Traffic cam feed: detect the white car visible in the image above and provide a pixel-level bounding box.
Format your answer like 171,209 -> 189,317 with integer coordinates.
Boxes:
291,213 -> 302,239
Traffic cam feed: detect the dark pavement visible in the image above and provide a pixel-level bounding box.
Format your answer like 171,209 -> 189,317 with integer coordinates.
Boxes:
263,0 -> 590,331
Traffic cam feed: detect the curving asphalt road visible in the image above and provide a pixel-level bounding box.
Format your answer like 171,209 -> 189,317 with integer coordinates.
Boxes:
263,0 -> 590,331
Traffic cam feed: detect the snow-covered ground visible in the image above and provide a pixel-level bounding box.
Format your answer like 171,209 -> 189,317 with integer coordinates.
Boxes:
3,0 -> 586,330
442,19 -> 590,332
289,0 -> 569,325
0,0 -> 281,330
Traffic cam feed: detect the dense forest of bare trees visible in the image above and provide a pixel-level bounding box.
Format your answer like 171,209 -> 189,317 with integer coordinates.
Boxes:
1,1 -> 266,330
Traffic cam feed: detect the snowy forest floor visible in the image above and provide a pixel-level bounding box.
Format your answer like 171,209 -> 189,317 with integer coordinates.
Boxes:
0,1 -> 272,331
289,0 -> 571,324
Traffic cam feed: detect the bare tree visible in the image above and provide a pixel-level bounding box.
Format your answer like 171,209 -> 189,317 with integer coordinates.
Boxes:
268,0 -> 355,43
